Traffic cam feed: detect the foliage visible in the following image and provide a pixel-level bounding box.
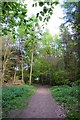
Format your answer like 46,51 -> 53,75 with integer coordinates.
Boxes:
32,1 -> 59,24
52,70 -> 69,85
2,85 -> 36,117
61,1 -> 80,81
1,0 -> 80,86
1,2 -> 27,36
60,25 -> 77,84
51,85 -> 80,120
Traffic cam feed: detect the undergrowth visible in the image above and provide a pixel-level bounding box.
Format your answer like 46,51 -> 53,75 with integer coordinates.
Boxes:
2,85 -> 36,118
51,85 -> 80,120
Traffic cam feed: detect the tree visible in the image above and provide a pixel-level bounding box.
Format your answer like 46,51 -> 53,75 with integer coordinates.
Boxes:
61,1 -> 80,83
1,0 -> 63,85
2,34 -> 14,82
22,16 -> 42,85
32,30 -> 65,85
1,2 -> 27,83
60,25 -> 77,83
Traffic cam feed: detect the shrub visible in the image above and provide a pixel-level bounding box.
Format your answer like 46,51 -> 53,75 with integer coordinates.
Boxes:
52,70 -> 68,85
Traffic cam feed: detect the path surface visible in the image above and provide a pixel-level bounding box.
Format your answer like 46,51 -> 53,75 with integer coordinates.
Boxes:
8,86 -> 66,118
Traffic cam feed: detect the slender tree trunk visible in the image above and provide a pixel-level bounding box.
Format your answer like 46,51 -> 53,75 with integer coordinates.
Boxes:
2,44 -> 8,82
14,70 -> 16,82
22,57 -> 24,81
2,40 -> 12,82
2,59 -> 8,81
29,50 -> 33,85
0,38 -> 2,85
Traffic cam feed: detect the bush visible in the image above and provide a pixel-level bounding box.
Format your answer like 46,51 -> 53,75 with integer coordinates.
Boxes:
52,70 -> 68,85
74,79 -> 80,85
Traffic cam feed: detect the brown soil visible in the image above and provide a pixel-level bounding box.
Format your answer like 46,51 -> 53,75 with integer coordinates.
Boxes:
8,85 -> 66,118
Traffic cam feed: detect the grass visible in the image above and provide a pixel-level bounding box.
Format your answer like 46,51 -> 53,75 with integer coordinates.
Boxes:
50,85 -> 80,120
2,85 -> 36,117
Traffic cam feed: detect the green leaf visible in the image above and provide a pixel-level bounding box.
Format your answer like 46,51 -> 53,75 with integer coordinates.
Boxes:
35,2 -> 37,7
13,35 -> 15,39
39,2 -> 44,7
47,2 -> 49,5
52,1 -> 59,5
39,16 -> 42,21
50,12 -> 53,15
55,1 -> 59,5
36,13 -> 39,17
35,22 -> 39,26
48,8 -> 52,12
8,4 -> 12,10
32,4 -> 34,7
43,6 -> 48,13
22,8 -> 27,15
40,11 -> 44,16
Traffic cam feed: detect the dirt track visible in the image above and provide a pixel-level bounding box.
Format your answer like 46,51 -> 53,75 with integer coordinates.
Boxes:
8,86 -> 66,118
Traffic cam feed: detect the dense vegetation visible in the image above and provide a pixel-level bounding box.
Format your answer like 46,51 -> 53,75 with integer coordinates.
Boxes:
2,85 -> 36,117
1,0 -> 80,86
1,0 -> 80,119
51,85 -> 79,120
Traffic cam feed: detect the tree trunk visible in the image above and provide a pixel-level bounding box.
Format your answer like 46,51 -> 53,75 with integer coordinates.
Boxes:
22,57 -> 24,81
29,50 -> 33,85
2,57 -> 9,83
2,44 -> 9,82
14,70 -> 16,82
0,38 -> 2,85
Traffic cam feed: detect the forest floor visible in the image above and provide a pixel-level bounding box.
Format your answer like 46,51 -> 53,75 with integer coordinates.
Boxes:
8,85 -> 66,118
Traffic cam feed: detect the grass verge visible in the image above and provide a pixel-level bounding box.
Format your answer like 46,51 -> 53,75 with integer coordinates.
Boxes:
2,85 -> 36,117
50,85 -> 80,120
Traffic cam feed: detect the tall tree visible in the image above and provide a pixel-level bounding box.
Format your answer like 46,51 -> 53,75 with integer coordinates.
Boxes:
60,25 -> 77,83
23,16 -> 42,85
61,1 -> 80,81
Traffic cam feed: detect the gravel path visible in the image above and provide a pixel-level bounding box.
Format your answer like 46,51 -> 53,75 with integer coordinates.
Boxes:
8,86 -> 66,118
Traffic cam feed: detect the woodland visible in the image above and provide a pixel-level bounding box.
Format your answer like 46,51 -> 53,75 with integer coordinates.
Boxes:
1,0 -> 80,86
1,0 -> 80,119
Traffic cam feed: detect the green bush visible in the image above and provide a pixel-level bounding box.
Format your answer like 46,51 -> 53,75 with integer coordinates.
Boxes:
74,79 -> 80,85
52,70 -> 69,85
